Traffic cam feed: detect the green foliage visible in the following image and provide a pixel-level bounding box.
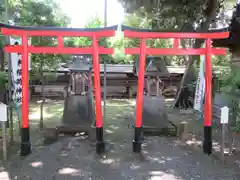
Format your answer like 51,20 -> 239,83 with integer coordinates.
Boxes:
119,10 -> 184,65
119,0 -> 229,31
72,15 -> 103,48
217,65 -> 240,132
12,0 -> 69,26
0,0 -> 7,69
111,29 -> 126,63
0,0 -> 233,69
230,100 -> 240,132
30,71 -> 57,84
218,65 -> 240,93
212,52 -> 231,66
118,0 -> 232,66
233,120 -> 240,132
0,0 -> 6,20
14,0 -> 70,72
0,71 -> 7,87
0,0 -> 71,72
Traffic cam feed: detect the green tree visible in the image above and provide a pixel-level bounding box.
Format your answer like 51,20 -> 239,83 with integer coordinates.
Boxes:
71,15 -> 116,63
13,0 -> 70,70
123,10 -> 183,65
0,0 -> 70,71
119,0 -> 231,106
0,0 -> 7,70
0,0 -> 71,128
72,15 -> 103,48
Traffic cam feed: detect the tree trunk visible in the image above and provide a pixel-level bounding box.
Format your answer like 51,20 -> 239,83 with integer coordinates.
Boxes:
173,0 -> 219,108
40,61 -> 45,129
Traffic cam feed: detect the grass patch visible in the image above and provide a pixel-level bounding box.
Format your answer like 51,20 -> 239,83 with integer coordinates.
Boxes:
1,99 -> 135,139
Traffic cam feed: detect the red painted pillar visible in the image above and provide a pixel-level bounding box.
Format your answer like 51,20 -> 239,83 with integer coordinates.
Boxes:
133,38 -> 146,153
21,35 -> 31,156
173,38 -> 179,48
92,35 -> 105,154
203,38 -> 212,155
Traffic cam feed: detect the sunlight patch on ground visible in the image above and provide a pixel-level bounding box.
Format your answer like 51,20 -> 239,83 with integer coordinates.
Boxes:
129,100 -> 136,106
106,104 -> 134,107
30,161 -> 43,168
100,158 -> 121,165
58,167 -> 81,175
105,129 -> 114,134
130,164 -> 141,170
100,158 -> 115,164
29,108 -> 62,120
28,102 -> 63,121
186,139 -> 202,146
148,171 -> 181,180
147,156 -> 166,164
0,171 -> 10,180
108,125 -> 119,130
101,99 -> 136,107
27,99 -> 134,128
165,98 -> 175,102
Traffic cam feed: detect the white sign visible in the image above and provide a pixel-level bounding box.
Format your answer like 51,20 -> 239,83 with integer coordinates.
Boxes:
220,106 -> 229,124
0,103 -> 7,122
194,55 -> 205,112
10,37 -> 31,106
10,37 -> 31,70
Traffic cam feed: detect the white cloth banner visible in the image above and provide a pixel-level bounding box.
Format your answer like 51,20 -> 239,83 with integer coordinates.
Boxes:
194,55 -> 205,112
10,37 -> 31,106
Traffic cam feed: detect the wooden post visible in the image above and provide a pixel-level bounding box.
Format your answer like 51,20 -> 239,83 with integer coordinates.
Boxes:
220,106 -> 229,163
0,102 -> 8,160
178,121 -> 188,141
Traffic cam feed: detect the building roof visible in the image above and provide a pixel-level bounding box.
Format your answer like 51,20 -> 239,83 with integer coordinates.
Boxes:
66,59 -> 186,74
66,55 -> 185,75
68,56 -> 92,72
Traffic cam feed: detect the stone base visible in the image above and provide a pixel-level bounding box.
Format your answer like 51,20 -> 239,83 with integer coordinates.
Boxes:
62,93 -> 95,127
142,96 -> 169,129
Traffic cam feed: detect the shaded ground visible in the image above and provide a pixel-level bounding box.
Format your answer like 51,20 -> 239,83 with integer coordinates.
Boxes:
0,99 -> 239,179
167,99 -> 240,167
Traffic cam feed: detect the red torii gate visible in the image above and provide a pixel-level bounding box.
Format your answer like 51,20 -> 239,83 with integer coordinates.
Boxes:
0,24 -> 229,156
1,24 -> 116,156
124,30 -> 229,154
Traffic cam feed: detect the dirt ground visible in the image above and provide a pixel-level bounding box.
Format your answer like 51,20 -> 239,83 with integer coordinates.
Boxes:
0,99 -> 240,180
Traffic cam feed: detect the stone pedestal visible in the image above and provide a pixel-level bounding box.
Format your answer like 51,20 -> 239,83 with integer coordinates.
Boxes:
142,95 -> 168,128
